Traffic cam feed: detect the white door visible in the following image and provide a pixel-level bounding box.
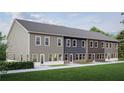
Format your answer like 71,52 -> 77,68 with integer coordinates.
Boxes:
69,54 -> 73,63
40,54 -> 45,64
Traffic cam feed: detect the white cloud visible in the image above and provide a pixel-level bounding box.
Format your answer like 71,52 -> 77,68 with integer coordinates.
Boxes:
26,13 -> 63,25
67,13 -> 80,17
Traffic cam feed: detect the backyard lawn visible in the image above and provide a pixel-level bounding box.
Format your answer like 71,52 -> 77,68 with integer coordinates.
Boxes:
1,62 -> 124,81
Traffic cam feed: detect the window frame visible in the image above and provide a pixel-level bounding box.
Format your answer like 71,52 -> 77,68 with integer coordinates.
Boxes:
72,39 -> 77,47
81,40 -> 85,48
44,36 -> 50,46
35,35 -> 41,46
106,42 -> 109,48
32,54 -> 38,62
66,39 -> 71,47
57,37 -> 63,47
101,42 -> 104,48
94,41 -> 98,48
90,41 -> 93,48
58,54 -> 63,61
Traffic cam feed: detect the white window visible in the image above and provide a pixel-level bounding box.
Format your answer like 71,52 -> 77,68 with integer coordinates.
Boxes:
94,41 -> 98,48
81,40 -> 85,48
57,38 -> 63,46
53,54 -> 57,61
106,42 -> 109,48
35,36 -> 41,46
66,39 -> 71,47
64,54 -> 68,60
58,54 -> 63,61
44,36 -> 50,46
48,54 -> 53,61
72,39 -> 77,47
79,54 -> 82,60
115,43 -> 118,49
75,54 -> 79,60
32,54 -> 38,62
109,43 -> 112,48
101,42 -> 104,48
90,41 -> 93,48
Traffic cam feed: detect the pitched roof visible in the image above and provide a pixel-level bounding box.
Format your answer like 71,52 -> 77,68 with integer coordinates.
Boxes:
16,19 -> 118,42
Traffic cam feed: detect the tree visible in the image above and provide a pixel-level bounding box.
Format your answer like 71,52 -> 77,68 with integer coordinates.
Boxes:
120,12 -> 124,24
116,30 -> 124,58
90,26 -> 110,36
0,32 -> 6,61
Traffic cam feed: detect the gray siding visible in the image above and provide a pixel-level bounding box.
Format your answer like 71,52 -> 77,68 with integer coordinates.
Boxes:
64,37 -> 86,60
88,39 -> 104,53
29,33 -> 64,62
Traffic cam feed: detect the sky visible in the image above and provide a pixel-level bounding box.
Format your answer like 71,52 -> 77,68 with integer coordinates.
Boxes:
0,12 -> 123,35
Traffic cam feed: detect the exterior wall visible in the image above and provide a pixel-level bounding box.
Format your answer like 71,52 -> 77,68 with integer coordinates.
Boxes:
64,37 -> 86,62
88,39 -> 105,61
6,20 -> 29,61
29,33 -> 64,63
104,42 -> 118,61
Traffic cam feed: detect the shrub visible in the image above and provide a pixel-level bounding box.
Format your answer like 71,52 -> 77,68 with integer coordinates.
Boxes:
0,61 -> 34,70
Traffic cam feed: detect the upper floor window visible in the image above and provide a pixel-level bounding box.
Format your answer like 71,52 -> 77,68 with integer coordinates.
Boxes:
106,42 -> 109,48
101,42 -> 104,48
81,40 -> 85,48
44,36 -> 50,46
35,36 -> 41,46
94,41 -> 98,48
57,38 -> 63,46
72,39 -> 77,47
109,43 -> 112,48
90,41 -> 93,48
115,43 -> 118,49
66,39 -> 71,47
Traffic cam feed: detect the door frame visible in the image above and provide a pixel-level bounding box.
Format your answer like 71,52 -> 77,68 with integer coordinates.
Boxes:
69,54 -> 73,63
40,54 -> 45,64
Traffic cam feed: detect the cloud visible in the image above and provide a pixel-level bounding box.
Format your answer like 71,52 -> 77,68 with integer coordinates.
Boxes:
7,12 -> 22,19
23,13 -> 63,25
67,13 -> 80,17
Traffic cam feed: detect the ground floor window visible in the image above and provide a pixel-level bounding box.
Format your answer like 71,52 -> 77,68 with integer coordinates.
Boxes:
88,54 -> 92,59
64,54 -> 68,61
96,53 -> 104,60
79,54 -> 82,60
48,54 -> 53,61
32,54 -> 38,62
58,54 -> 63,61
53,54 -> 57,61
75,54 -> 79,60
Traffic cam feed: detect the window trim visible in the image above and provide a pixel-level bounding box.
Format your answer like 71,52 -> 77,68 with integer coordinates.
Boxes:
75,53 -> 79,60
81,40 -> 85,48
44,36 -> 50,46
90,41 -> 93,48
35,35 -> 41,46
64,53 -> 68,61
32,54 -> 38,62
94,41 -> 98,48
72,39 -> 77,47
101,42 -> 104,48
57,37 -> 63,47
66,39 -> 71,47
57,53 -> 63,61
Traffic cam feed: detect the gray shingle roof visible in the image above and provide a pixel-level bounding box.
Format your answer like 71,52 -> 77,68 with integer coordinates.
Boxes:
16,19 -> 118,42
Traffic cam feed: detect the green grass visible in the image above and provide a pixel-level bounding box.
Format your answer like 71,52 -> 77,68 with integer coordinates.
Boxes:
2,63 -> 124,81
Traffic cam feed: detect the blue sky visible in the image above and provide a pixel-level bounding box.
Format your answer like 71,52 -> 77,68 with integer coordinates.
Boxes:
0,12 -> 123,35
